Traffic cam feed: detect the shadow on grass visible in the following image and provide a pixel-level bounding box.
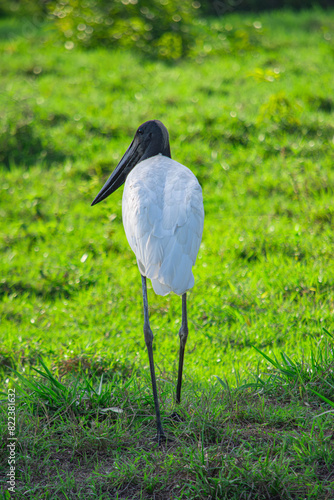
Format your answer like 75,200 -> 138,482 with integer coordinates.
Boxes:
0,122 -> 67,169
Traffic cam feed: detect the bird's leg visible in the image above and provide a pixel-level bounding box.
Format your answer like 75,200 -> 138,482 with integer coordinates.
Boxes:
141,275 -> 166,443
176,293 -> 188,404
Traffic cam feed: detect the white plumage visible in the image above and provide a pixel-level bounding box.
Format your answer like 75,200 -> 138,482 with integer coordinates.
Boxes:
122,154 -> 204,296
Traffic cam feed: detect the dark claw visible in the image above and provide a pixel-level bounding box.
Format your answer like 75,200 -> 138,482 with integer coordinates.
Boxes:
168,411 -> 186,423
151,430 -> 174,446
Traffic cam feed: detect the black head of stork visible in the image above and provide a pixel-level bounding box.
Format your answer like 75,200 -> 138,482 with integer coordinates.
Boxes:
91,120 -> 171,206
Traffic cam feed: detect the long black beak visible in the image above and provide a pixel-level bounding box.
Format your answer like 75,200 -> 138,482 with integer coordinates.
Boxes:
91,139 -> 140,206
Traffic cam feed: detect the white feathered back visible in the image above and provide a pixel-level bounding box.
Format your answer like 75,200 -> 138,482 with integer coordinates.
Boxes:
122,155 -> 204,296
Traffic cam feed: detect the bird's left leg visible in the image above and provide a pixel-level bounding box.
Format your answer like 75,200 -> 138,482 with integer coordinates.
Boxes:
176,293 -> 188,404
141,275 -> 166,443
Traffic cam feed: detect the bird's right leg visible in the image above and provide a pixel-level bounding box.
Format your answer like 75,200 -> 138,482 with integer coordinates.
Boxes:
176,293 -> 188,404
141,275 -> 165,443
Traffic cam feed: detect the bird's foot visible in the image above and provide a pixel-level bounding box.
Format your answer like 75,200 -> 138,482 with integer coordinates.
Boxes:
168,410 -> 186,423
151,431 -> 173,446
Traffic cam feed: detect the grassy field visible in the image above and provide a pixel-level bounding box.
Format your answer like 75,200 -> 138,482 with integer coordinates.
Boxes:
1,8 -> 334,499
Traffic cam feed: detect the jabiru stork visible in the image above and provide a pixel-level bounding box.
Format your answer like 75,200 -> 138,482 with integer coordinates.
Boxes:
91,120 -> 204,443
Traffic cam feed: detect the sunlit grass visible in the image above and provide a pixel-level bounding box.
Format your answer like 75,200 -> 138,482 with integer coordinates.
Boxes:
1,8 -> 334,384
1,335 -> 334,498
1,8 -> 334,498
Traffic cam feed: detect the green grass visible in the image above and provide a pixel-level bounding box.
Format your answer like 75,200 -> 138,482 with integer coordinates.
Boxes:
1,8 -> 334,499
